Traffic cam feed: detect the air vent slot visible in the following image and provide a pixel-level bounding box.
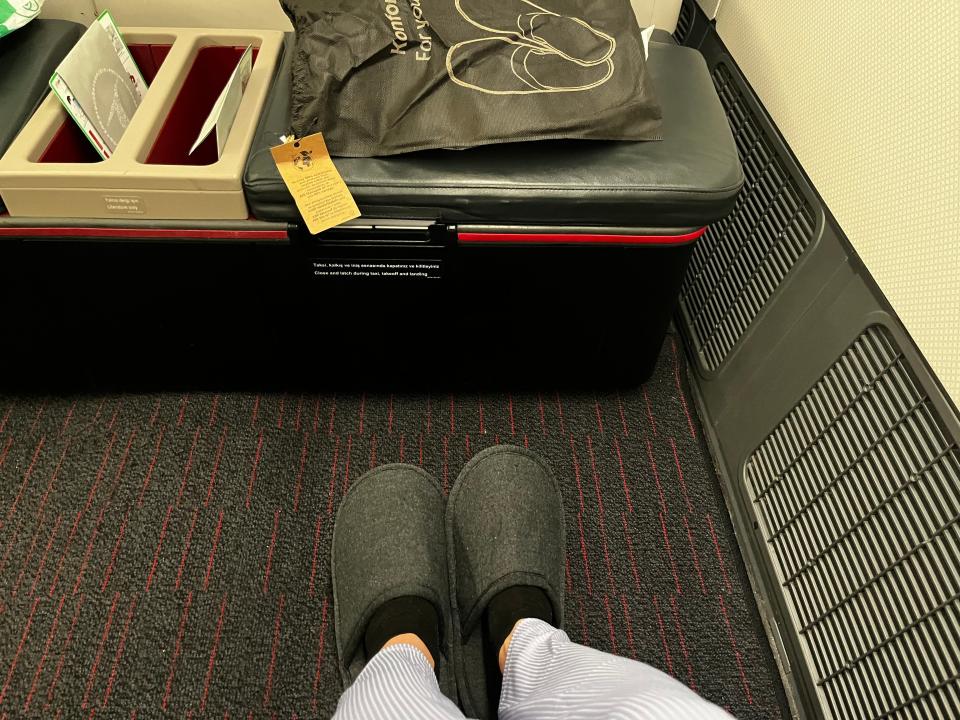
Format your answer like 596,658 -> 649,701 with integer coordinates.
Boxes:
746,325 -> 960,720
674,0 -> 694,45
679,63 -> 817,372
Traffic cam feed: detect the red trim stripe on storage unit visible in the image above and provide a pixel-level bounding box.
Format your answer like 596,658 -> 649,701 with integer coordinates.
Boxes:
0,227 -> 288,240
458,227 -> 706,246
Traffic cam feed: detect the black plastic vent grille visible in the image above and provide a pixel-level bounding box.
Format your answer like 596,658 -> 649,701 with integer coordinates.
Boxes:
674,0 -> 694,45
679,63 -> 817,372
746,326 -> 960,720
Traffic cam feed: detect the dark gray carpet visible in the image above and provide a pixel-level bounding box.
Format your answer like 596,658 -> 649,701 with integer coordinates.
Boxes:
0,334 -> 788,718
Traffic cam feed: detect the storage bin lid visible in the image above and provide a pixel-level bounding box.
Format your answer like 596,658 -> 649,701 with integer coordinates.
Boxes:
244,38 -> 743,228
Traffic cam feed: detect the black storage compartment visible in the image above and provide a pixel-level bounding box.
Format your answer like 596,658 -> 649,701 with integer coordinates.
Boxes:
0,32 -> 741,388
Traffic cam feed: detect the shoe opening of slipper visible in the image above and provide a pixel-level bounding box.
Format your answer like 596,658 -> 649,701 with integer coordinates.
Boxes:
455,0 -> 615,66
514,45 -> 614,91
519,12 -> 615,66
448,37 -> 614,94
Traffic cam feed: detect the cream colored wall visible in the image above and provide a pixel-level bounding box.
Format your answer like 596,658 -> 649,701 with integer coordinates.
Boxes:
696,0 -> 722,19
42,0 -> 292,31
716,1 -> 960,403
631,0 -> 683,33
41,0 -> 97,23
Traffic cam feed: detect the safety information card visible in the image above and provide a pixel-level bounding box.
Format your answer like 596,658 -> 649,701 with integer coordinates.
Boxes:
49,11 -> 147,159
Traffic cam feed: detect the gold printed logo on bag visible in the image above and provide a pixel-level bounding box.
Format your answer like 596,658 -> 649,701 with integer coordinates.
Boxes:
383,0 -> 433,60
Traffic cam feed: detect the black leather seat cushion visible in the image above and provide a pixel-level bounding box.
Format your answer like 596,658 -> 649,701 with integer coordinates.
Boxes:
0,20 -> 84,213
244,36 -> 742,227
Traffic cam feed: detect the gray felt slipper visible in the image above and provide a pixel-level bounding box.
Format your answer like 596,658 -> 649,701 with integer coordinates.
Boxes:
446,445 -> 566,719
332,463 -> 456,700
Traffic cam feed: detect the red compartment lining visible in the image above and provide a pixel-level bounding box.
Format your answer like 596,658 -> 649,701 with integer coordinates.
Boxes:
128,43 -> 171,85
145,46 -> 260,167
38,123 -> 105,163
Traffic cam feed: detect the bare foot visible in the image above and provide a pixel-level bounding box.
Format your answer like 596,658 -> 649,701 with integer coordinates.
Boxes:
383,633 -> 435,668
498,620 -> 523,672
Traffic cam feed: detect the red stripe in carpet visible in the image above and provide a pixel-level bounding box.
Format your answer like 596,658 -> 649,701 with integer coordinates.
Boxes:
0,335 -> 787,719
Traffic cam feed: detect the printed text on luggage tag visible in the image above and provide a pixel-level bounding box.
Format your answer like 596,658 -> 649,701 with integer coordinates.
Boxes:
270,133 -> 360,235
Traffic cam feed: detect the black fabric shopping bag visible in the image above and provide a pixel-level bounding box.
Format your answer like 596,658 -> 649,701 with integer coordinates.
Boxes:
283,0 -> 662,156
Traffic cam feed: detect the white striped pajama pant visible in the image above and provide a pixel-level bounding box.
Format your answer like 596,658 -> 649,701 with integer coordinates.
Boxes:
333,618 -> 733,719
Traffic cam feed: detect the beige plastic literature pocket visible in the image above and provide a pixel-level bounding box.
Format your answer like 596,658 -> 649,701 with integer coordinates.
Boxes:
0,28 -> 283,220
